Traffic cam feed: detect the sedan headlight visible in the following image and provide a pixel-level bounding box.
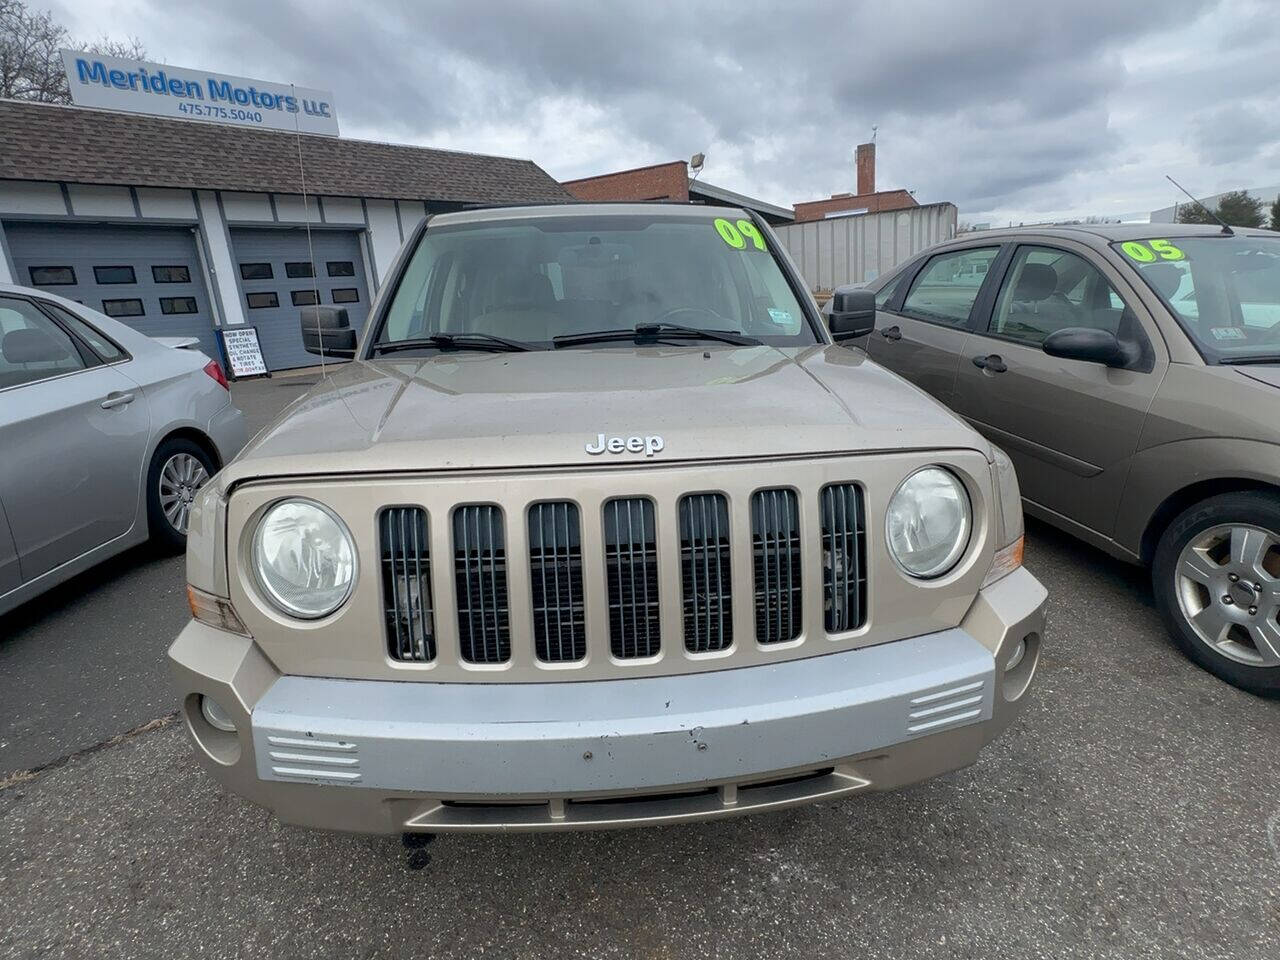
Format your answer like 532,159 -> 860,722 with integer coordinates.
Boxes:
252,499 -> 356,618
886,467 -> 971,579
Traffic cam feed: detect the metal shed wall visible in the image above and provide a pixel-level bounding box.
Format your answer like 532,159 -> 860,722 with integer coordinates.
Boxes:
774,203 -> 957,291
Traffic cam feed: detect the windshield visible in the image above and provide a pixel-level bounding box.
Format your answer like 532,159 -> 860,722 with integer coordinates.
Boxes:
1113,235 -> 1280,363
375,213 -> 817,350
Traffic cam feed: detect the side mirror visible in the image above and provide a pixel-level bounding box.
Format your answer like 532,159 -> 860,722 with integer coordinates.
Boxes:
828,286 -> 877,341
300,306 -> 357,359
1042,327 -> 1131,368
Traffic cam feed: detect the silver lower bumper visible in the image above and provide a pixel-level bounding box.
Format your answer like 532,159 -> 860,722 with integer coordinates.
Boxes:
251,629 -> 993,796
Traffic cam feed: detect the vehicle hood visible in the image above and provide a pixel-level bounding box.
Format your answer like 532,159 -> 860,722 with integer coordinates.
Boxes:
1234,364 -> 1280,391
221,345 -> 988,486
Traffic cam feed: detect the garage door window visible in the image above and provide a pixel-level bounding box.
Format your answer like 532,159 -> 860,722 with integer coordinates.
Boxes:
327,261 -> 355,277
246,292 -> 279,309
332,288 -> 359,304
291,290 -> 318,306
285,262 -> 314,278
93,265 -> 137,285
160,297 -> 199,315
240,263 -> 273,280
29,266 -> 76,286
102,298 -> 144,317
152,265 -> 191,283
900,247 -> 1000,326
0,297 -> 88,388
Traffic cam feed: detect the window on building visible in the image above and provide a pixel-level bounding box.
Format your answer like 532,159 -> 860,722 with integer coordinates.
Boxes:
239,263 -> 273,281
29,266 -> 76,286
160,297 -> 199,315
152,265 -> 192,284
246,292 -> 279,309
285,262 -> 314,278
331,288 -> 359,304
0,296 -> 88,388
326,261 -> 355,277
101,298 -> 145,317
900,247 -> 1000,326
94,265 -> 137,285
291,290 -> 319,306
41,301 -> 125,361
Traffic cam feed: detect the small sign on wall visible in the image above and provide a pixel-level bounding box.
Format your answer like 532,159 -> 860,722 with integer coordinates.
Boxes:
219,326 -> 268,379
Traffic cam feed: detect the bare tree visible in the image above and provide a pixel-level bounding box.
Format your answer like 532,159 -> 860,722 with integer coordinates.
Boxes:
0,0 -> 145,103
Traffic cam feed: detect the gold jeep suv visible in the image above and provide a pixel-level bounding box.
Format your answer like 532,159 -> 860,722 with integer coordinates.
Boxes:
169,203 -> 1047,833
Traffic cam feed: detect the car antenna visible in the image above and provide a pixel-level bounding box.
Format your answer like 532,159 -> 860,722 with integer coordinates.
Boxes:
292,83 -> 326,379
1165,175 -> 1233,236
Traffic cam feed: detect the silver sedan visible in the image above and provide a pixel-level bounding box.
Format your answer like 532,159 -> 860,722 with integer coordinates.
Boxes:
0,283 -> 246,616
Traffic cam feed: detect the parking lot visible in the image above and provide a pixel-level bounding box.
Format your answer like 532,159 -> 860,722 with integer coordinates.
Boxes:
0,375 -> 1276,960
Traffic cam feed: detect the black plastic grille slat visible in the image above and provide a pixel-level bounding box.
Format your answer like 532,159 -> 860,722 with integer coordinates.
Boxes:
529,502 -> 586,662
679,493 -> 733,653
453,505 -> 511,663
381,507 -> 436,662
752,489 -> 802,644
821,484 -> 867,632
603,498 -> 660,658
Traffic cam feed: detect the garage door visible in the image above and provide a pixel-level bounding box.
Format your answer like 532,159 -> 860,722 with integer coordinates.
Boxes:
4,222 -> 219,360
229,228 -> 371,371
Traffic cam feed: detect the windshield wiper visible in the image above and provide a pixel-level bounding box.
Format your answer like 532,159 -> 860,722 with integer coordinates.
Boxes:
372,333 -> 533,355
553,322 -> 760,348
1219,355 -> 1280,365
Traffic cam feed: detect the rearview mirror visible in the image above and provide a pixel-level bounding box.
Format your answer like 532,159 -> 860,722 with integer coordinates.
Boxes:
828,286 -> 876,341
1042,327 -> 1131,368
300,306 -> 357,359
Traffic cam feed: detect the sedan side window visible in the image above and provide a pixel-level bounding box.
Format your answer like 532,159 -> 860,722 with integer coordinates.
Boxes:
900,247 -> 999,326
990,246 -> 1130,345
0,297 -> 88,390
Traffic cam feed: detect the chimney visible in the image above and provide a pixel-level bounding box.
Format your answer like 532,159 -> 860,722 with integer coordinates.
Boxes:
855,141 -> 875,196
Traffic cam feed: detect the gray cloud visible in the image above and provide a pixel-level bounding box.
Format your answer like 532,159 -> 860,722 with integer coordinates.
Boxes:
53,0 -> 1280,222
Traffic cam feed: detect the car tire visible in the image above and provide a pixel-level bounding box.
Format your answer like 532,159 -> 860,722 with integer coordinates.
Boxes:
1152,491 -> 1280,696
146,438 -> 215,553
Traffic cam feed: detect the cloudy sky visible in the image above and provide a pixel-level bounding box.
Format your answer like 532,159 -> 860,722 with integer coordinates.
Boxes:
51,0 -> 1280,224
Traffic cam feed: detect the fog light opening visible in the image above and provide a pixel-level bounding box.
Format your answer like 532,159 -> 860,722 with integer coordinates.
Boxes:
200,695 -> 237,733
1001,631 -> 1040,703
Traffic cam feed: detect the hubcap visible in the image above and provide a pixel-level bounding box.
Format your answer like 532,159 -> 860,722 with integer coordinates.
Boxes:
158,453 -> 210,535
1175,523 -> 1280,667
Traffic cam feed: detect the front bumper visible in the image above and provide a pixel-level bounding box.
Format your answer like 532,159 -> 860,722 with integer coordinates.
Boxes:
169,567 -> 1046,833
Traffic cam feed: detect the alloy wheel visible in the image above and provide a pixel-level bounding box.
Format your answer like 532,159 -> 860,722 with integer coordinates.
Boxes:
1175,523 -> 1280,667
158,453 -> 210,536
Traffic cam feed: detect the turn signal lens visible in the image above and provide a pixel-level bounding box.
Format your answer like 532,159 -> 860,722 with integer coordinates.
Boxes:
983,535 -> 1024,587
187,585 -> 249,636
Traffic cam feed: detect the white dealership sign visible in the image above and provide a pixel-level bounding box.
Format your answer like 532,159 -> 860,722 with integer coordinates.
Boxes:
60,50 -> 339,136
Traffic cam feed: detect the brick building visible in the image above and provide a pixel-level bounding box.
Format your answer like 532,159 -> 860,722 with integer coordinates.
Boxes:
792,141 -> 918,223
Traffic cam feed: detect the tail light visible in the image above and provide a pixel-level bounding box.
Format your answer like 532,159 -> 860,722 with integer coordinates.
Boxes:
203,359 -> 229,390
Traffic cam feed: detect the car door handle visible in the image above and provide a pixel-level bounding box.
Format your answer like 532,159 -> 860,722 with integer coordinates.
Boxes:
972,354 -> 1007,373
879,325 -> 902,341
100,392 -> 136,409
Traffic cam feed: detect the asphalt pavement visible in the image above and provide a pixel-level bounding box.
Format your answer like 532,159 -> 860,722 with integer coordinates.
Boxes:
2,373 -> 1278,959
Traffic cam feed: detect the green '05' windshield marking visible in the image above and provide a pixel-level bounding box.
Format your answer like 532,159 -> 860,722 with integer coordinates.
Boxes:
1115,235 -> 1280,363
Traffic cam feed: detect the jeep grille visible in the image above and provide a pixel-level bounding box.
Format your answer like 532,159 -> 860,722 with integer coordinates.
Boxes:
752,488 -> 803,644
821,483 -> 867,633
380,506 -> 436,662
453,504 -> 511,664
679,493 -> 733,653
603,497 -> 661,659
528,501 -> 586,663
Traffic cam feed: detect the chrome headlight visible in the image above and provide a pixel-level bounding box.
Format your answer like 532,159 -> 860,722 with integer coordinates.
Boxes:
886,467 -> 971,579
252,499 -> 356,618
